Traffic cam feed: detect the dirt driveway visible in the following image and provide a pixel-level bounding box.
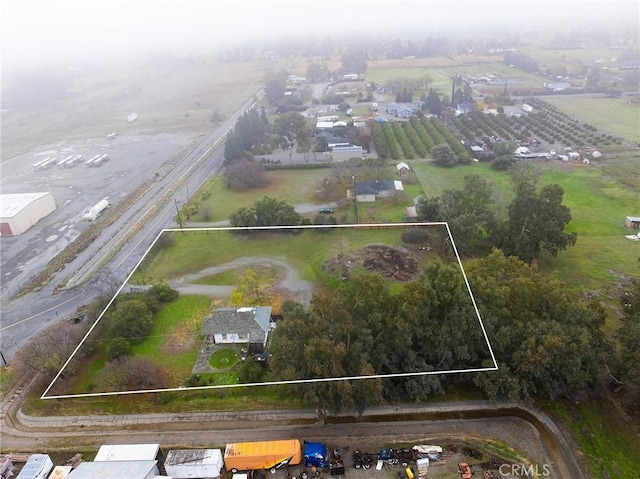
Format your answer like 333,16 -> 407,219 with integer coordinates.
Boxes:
169,256 -> 315,308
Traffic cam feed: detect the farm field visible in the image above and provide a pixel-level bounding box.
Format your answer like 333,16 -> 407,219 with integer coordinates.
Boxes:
544,95 -> 640,143
1,58 -> 279,162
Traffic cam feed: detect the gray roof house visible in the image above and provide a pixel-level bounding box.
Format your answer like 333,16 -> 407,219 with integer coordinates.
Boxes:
354,180 -> 404,202
202,306 -> 274,348
386,102 -> 422,118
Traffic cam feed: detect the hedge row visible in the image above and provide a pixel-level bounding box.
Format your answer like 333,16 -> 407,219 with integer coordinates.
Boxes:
391,121 -> 416,159
372,122 -> 389,159
430,118 -> 472,162
409,117 -> 436,152
401,121 -> 428,157
382,122 -> 402,160
420,117 -> 447,146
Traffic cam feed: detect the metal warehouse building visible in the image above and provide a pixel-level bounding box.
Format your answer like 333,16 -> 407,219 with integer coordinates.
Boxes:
0,192 -> 56,236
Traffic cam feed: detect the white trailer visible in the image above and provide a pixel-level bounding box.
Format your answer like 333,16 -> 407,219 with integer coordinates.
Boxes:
82,198 -> 110,221
57,155 -> 74,167
165,449 -> 224,479
86,154 -> 101,167
41,156 -> 58,170
32,157 -> 51,170
91,154 -> 109,167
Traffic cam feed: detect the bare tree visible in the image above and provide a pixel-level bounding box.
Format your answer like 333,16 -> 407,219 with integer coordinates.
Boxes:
97,356 -> 168,392
11,321 -> 89,381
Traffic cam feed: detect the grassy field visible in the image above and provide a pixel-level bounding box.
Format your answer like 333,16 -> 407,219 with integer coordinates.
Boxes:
541,398 -> 640,479
136,226 -> 413,285
544,96 -> 640,144
1,59 -> 280,161
412,160 -> 640,291
190,168 -> 334,222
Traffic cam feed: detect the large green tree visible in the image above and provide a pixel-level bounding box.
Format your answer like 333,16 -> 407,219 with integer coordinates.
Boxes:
496,164 -> 577,263
229,196 -> 302,227
417,174 -> 498,254
109,299 -> 153,341
432,143 -> 456,167
306,62 -> 329,82
340,47 -> 368,74
467,249 -> 605,399
264,69 -> 288,105
274,112 -> 313,151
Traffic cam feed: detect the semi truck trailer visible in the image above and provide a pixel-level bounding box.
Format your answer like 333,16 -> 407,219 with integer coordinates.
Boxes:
224,440 -> 302,473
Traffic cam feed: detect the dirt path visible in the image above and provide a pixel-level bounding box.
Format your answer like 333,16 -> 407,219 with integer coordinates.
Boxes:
169,256 -> 315,308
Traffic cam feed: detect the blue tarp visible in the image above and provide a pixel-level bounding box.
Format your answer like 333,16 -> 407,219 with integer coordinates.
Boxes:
304,442 -> 329,468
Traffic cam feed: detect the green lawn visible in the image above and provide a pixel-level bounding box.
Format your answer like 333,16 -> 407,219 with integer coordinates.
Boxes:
191,168 -> 335,222
136,226 -> 412,285
128,295 -> 211,386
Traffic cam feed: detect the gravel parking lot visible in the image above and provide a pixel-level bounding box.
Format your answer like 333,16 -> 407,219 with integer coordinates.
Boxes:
0,131 -> 195,294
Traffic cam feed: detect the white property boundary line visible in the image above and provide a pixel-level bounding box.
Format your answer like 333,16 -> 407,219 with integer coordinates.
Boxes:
42,222 -> 498,400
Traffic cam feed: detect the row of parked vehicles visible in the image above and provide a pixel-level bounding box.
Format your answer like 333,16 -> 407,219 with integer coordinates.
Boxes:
32,153 -> 110,170
224,440 -> 442,478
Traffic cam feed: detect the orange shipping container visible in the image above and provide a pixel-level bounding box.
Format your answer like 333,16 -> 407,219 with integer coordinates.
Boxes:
224,440 -> 302,472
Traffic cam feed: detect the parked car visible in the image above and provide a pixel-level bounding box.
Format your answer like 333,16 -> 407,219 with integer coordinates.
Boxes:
319,208 -> 334,214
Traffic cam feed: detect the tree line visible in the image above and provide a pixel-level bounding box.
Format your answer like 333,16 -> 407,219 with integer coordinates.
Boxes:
268,249 -> 608,416
418,163 -> 577,263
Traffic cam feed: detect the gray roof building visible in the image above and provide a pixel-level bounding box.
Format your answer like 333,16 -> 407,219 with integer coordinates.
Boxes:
202,306 -> 273,346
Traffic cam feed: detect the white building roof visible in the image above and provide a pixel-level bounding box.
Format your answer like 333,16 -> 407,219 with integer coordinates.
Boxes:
394,180 -> 404,191
66,461 -> 157,479
95,444 -> 160,462
165,449 -> 223,467
396,162 -> 410,170
0,192 -> 51,218
316,121 -> 334,129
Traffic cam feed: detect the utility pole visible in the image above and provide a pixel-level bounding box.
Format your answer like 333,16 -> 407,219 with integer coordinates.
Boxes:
174,199 -> 184,232
352,174 -> 359,224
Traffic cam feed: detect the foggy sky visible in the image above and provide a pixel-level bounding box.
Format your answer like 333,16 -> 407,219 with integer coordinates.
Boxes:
2,0 -> 638,70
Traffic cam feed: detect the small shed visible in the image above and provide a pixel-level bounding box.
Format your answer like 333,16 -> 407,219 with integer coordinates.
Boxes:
625,216 -> 640,229
164,449 -> 224,479
396,162 -> 411,176
15,455 -> 53,479
405,206 -> 418,222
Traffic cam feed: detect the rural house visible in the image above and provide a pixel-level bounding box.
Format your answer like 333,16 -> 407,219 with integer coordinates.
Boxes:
202,306 -> 274,351
385,102 -> 422,118
353,180 -> 404,202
